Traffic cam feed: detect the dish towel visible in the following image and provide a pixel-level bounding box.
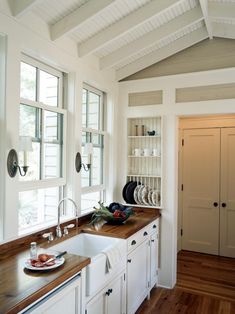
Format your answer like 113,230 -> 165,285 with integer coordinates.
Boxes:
102,244 -> 122,273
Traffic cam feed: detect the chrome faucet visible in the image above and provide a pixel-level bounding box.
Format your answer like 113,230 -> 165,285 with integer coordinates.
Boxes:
56,197 -> 78,238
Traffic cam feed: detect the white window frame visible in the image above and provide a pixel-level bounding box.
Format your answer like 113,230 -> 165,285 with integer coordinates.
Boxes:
18,55 -> 67,233
81,84 -> 106,214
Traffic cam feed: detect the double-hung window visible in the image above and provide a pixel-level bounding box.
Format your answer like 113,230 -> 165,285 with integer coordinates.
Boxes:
81,84 -> 106,214
18,55 -> 67,234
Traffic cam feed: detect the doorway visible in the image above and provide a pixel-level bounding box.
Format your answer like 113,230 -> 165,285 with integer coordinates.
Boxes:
178,115 -> 235,258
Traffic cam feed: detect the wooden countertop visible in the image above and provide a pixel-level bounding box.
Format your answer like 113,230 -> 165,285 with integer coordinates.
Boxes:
81,208 -> 160,239
0,207 -> 160,314
0,250 -> 90,314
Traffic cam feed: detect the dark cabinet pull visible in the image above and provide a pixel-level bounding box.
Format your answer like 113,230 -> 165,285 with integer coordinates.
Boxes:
153,224 -> 157,229
151,239 -> 155,242
131,240 -> 136,245
108,289 -> 113,294
143,231 -> 148,236
127,259 -> 132,263
213,202 -> 218,207
222,203 -> 226,208
105,290 -> 110,296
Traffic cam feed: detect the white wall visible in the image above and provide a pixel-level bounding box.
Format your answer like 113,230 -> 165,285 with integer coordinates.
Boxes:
0,34 -> 7,240
117,67 -> 235,288
0,4 -> 118,241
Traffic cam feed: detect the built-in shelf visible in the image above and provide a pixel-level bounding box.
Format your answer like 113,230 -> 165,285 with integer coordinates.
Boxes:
127,174 -> 161,178
128,155 -> 161,158
123,116 -> 163,208
128,135 -> 160,138
124,203 -> 163,209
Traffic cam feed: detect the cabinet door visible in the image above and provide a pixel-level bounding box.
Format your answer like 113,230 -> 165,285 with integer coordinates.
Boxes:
150,232 -> 158,288
127,240 -> 149,314
28,277 -> 80,314
220,128 -> 235,258
86,290 -> 106,314
107,272 -> 126,314
182,128 -> 220,255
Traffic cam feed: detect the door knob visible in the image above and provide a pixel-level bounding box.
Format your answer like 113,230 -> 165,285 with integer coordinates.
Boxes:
213,202 -> 218,207
222,203 -> 227,208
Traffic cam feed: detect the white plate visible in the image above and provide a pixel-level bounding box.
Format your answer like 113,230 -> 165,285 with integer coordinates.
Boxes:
134,184 -> 142,204
152,190 -> 160,206
25,257 -> 65,271
137,185 -> 145,205
141,186 -> 149,205
147,189 -> 154,206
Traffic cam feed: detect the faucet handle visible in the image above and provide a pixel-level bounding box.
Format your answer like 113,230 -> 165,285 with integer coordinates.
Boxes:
64,224 -> 75,236
42,232 -> 54,242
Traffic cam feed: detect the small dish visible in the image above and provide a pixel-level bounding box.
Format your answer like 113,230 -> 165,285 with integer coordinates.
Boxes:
25,257 -> 65,271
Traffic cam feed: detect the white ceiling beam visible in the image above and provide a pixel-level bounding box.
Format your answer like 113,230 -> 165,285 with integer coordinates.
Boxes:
213,22 -> 235,40
78,0 -> 183,57
50,0 -> 115,41
116,27 -> 208,81
209,2 -> 235,19
8,0 -> 39,17
100,6 -> 203,70
199,0 -> 213,39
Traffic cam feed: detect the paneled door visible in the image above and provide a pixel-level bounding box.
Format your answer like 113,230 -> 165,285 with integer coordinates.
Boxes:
220,128 -> 235,258
182,128 -> 220,255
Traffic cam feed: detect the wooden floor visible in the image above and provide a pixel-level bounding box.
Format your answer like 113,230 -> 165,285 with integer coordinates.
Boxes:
136,250 -> 235,314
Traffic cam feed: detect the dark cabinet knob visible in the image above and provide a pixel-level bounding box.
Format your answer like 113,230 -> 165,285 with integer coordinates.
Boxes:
127,259 -> 132,263
153,224 -> 157,229
143,231 -> 148,236
213,202 -> 218,207
105,291 -> 110,296
131,240 -> 136,245
151,239 -> 155,242
108,289 -> 113,294
222,203 -> 226,208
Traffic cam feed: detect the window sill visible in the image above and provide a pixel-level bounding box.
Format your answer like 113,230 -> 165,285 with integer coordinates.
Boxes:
18,215 -> 74,237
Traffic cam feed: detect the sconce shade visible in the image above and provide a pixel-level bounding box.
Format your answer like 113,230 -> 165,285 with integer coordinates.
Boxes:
19,136 -> 33,152
84,142 -> 93,155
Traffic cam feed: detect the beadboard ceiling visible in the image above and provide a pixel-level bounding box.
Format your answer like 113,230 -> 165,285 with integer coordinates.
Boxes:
8,0 -> 235,80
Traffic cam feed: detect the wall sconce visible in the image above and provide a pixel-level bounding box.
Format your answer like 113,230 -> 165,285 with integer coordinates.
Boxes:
7,136 -> 33,177
75,143 -> 93,173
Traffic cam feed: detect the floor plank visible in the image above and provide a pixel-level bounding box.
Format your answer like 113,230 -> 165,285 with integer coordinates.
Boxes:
136,250 -> 235,314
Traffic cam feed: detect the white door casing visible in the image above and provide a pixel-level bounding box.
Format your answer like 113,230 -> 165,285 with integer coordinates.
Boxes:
220,128 -> 235,258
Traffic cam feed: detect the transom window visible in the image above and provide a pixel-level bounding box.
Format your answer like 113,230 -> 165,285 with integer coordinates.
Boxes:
18,55 -> 67,234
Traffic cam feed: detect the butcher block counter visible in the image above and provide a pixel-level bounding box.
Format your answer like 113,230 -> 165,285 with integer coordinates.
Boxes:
0,207 -> 160,314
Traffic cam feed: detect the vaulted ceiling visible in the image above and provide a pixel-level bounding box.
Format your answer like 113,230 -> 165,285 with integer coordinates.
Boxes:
7,0 -> 235,80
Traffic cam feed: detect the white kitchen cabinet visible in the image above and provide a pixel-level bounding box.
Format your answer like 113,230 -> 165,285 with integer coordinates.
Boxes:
126,219 -> 159,314
86,270 -> 126,314
150,231 -> 158,288
23,273 -> 81,314
127,239 -> 149,314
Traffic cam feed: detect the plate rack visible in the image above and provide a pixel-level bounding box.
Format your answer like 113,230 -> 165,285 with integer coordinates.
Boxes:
124,117 -> 162,208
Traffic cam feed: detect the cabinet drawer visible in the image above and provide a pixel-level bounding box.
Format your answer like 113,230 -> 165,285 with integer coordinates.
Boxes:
148,219 -> 159,234
127,226 -> 149,253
